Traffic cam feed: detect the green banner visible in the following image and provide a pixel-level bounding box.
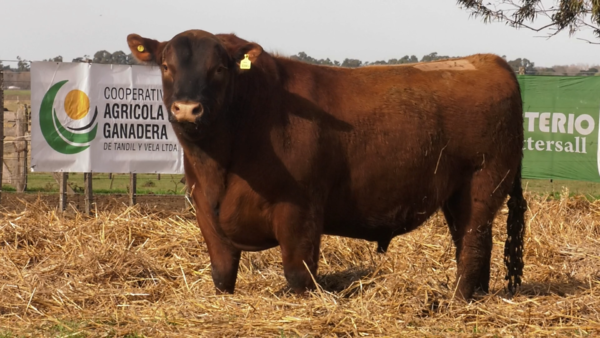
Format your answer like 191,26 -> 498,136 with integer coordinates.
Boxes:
519,76 -> 600,182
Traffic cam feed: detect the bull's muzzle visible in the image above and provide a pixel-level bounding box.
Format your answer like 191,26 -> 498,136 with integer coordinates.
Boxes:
171,101 -> 203,123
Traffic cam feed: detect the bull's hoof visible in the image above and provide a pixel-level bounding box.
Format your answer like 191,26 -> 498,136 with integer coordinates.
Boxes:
376,239 -> 391,253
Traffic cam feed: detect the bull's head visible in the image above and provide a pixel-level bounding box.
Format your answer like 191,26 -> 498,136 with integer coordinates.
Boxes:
127,30 -> 263,128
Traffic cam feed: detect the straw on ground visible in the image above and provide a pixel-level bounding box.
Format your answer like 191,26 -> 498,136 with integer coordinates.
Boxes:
0,189 -> 598,337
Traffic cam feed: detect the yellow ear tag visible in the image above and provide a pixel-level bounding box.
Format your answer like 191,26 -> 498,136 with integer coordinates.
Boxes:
240,54 -> 251,70
137,45 -> 145,52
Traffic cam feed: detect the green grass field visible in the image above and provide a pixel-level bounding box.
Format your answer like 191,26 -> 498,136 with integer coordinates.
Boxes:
4,89 -> 31,100
2,173 -> 186,195
523,178 -> 600,199
3,89 -> 30,104
3,173 -> 600,198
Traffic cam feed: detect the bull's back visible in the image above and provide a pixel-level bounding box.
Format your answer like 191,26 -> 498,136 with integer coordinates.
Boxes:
316,54 -> 522,165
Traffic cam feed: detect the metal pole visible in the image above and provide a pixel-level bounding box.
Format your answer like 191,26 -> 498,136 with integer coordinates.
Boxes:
129,173 -> 137,206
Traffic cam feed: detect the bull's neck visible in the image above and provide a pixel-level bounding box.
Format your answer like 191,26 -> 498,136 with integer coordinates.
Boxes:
228,64 -> 284,136
172,119 -> 232,215
274,57 -> 339,106
172,119 -> 234,170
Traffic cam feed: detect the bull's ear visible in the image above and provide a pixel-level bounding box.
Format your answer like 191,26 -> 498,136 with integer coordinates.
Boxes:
234,43 -> 263,66
216,34 -> 263,67
127,34 -> 165,64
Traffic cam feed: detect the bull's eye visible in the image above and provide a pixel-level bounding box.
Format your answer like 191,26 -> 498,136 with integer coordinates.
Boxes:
216,66 -> 227,74
162,64 -> 168,71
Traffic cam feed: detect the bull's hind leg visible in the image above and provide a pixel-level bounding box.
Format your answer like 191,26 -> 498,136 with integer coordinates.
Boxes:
442,171 -> 511,299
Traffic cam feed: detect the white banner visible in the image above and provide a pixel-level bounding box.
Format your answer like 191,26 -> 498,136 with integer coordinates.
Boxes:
31,62 -> 184,173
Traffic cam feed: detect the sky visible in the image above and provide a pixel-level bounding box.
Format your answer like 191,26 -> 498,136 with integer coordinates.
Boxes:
0,0 -> 598,68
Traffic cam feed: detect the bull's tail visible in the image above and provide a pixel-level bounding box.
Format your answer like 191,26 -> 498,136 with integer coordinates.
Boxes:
504,164 -> 527,295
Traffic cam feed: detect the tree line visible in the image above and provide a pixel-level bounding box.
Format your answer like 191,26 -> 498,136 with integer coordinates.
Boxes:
291,52 -> 599,76
2,50 -> 598,76
44,50 -> 141,66
0,50 -> 141,72
290,51 -> 451,68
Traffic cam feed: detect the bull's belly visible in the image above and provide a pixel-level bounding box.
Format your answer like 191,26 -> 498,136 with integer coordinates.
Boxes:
221,223 -> 279,251
321,176 -> 452,241
218,198 -> 440,251
217,169 -> 455,250
322,204 -> 439,241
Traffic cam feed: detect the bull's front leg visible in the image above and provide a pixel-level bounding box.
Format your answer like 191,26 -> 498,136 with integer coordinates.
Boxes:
273,203 -> 323,294
196,213 -> 241,294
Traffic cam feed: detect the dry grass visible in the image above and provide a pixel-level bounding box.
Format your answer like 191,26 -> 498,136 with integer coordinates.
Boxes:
0,190 -> 599,337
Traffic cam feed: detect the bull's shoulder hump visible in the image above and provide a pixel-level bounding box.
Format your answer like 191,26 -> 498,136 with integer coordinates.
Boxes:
410,54 -> 493,71
410,54 -> 507,72
413,59 -> 475,71
348,54 -> 507,74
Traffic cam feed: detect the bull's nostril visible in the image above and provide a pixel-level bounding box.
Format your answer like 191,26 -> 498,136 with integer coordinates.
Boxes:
192,104 -> 202,115
172,103 -> 181,114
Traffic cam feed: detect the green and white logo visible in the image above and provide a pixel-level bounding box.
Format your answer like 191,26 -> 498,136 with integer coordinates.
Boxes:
40,80 -> 98,154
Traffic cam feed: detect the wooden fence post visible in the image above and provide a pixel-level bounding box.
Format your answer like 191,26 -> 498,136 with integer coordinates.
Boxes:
21,108 -> 28,193
0,70 -> 4,204
59,172 -> 68,211
109,173 -> 115,190
15,103 -> 28,192
129,173 -> 137,206
84,172 -> 93,215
